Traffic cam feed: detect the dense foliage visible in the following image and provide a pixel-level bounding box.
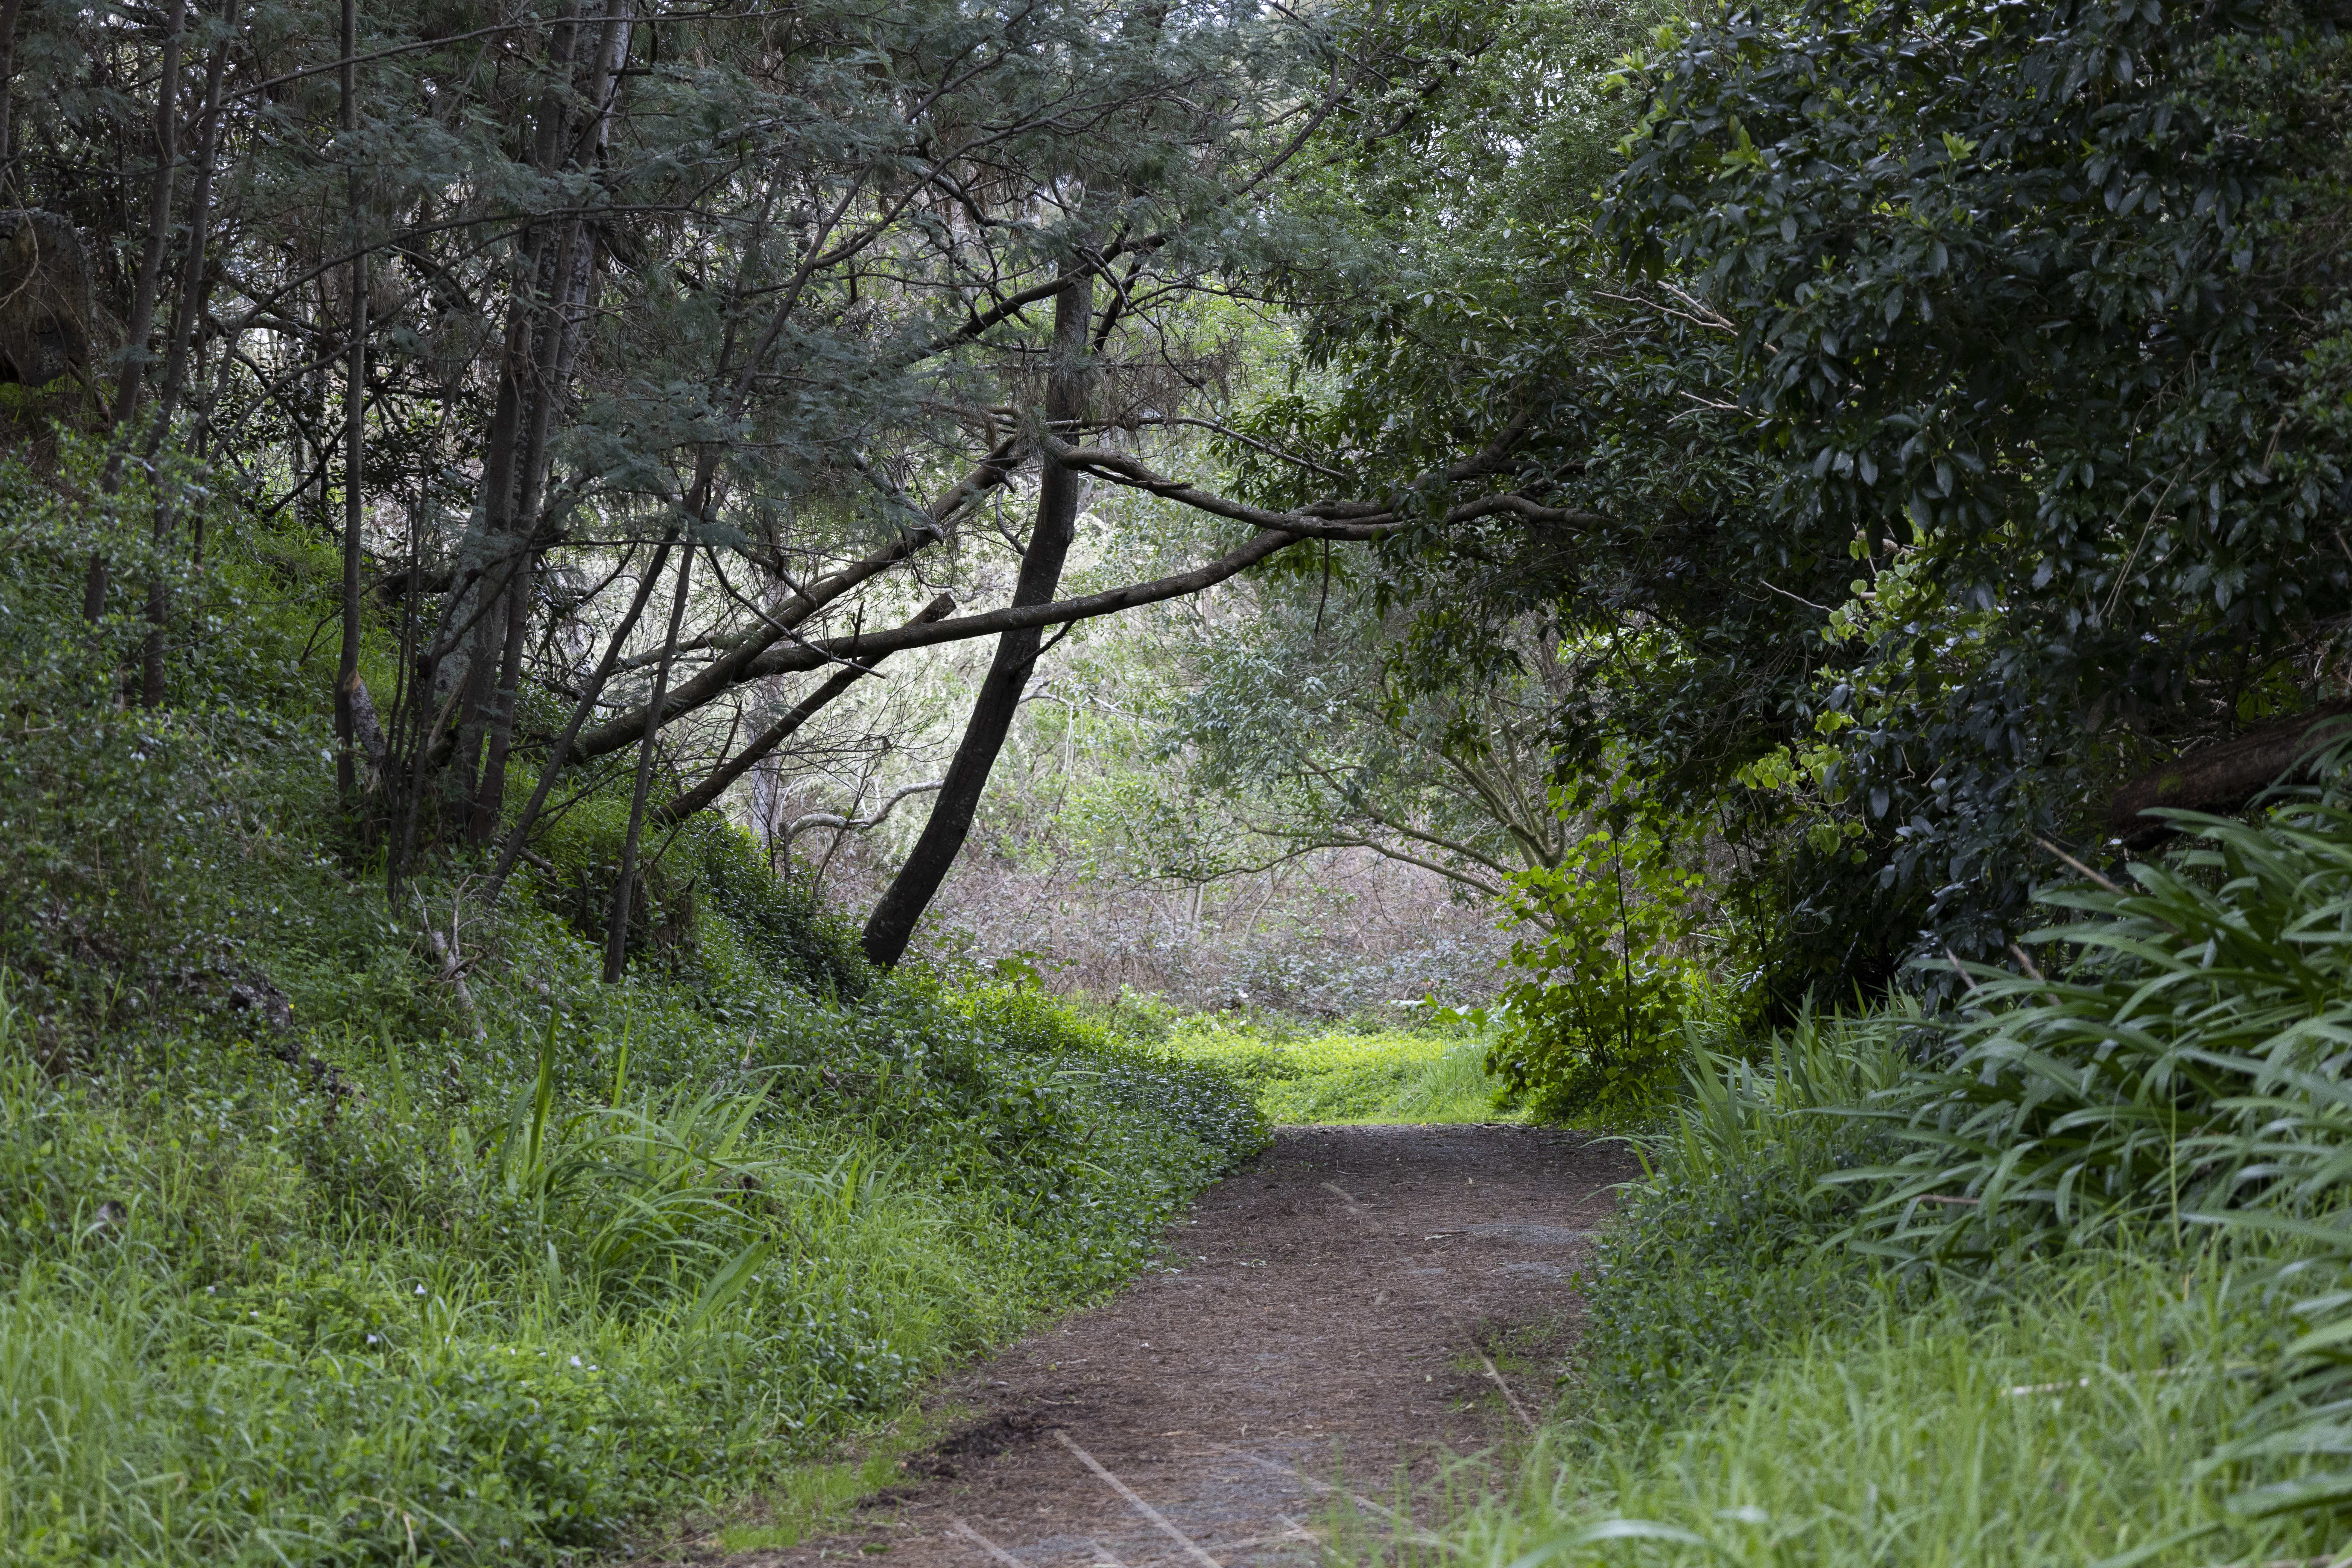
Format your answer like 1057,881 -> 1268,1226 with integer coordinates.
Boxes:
0,445 -> 1265,1564
1212,0 -> 2352,1047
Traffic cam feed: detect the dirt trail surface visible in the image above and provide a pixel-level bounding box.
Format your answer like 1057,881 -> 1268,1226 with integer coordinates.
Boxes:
726,1125 -> 1634,1568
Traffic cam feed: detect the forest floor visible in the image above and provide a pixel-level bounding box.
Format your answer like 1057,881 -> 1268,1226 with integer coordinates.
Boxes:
692,1124 -> 1633,1568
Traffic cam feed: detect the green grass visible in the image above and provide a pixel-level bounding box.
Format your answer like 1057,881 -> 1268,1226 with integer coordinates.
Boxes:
1416,1245 -> 2333,1568
1376,976 -> 2352,1568
710,1444 -> 922,1553
1157,1020 -> 1511,1124
0,446 -> 1270,1565
0,969 -> 1266,1566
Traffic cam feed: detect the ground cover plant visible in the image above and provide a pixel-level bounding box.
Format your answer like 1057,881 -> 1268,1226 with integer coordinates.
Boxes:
1406,778 -> 2352,1566
0,455 -> 1266,1566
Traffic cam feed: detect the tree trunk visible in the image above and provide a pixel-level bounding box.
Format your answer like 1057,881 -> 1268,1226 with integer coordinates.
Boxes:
860,265 -> 1093,969
435,1 -> 588,816
605,534 -> 697,983
333,0 -> 368,796
89,0 -> 185,625
2109,703 -> 2352,846
0,0 -> 25,187
464,0 -> 634,843
138,0 -> 239,709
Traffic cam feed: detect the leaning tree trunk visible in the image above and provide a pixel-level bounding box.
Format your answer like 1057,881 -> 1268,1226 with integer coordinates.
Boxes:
2109,702 -> 2352,847
859,264 -> 1094,969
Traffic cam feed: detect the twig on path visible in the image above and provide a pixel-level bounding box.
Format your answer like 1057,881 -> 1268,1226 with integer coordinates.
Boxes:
949,1517 -> 1031,1567
1211,1446 -> 1454,1550
1054,1430 -> 1225,1568
1276,1513 -> 1348,1563
1474,1348 -> 1540,1433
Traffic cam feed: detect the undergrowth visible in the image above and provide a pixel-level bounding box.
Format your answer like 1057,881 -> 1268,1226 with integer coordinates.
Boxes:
1404,778 -> 2352,1566
0,450 -> 1267,1565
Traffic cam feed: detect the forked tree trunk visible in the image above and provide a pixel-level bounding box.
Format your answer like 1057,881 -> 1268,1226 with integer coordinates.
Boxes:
859,265 -> 1093,969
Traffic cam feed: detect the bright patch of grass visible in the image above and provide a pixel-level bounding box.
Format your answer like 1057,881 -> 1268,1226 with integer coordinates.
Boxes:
1159,1021 -> 1509,1124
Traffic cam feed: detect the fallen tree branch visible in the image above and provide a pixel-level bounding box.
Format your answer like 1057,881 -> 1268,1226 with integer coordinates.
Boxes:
414,888 -> 487,1044
2109,702 -> 2352,847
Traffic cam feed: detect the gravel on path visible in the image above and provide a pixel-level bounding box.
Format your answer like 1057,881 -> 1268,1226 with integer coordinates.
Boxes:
719,1123 -> 1634,1568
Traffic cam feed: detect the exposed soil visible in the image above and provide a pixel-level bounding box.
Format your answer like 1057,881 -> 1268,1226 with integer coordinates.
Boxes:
718,1124 -> 1634,1567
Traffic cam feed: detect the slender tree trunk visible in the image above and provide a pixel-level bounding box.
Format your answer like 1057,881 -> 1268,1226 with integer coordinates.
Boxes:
139,0 -> 234,709
0,0 -> 25,198
860,266 -> 1093,969
332,0 -> 368,800
147,0 -> 237,452
88,0 -> 186,624
605,536 -> 697,983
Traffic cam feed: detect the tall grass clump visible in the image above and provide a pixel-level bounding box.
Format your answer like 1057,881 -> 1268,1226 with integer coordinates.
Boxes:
1573,1007 -> 1921,1421
1831,795 -> 2352,1266
1437,751 -> 2352,1565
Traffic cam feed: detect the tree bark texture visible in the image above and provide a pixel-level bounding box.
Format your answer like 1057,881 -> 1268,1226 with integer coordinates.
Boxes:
2109,703 -> 2352,846
87,0 -> 185,625
334,0 -> 368,793
860,266 -> 1093,969
435,0 -> 635,832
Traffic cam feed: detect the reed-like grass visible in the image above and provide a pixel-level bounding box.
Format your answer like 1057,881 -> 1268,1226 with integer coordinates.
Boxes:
1425,1246 -> 2333,1568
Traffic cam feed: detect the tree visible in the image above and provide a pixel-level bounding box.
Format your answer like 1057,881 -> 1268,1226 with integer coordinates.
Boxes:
1116,0 -> 2352,1006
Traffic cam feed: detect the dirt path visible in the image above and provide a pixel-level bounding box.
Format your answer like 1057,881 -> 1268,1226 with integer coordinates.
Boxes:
732,1124 -> 1634,1567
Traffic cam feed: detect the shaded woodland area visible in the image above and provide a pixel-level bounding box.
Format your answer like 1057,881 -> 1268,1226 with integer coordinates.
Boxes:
4,0 -> 2352,1557
5,0 -> 2344,1010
